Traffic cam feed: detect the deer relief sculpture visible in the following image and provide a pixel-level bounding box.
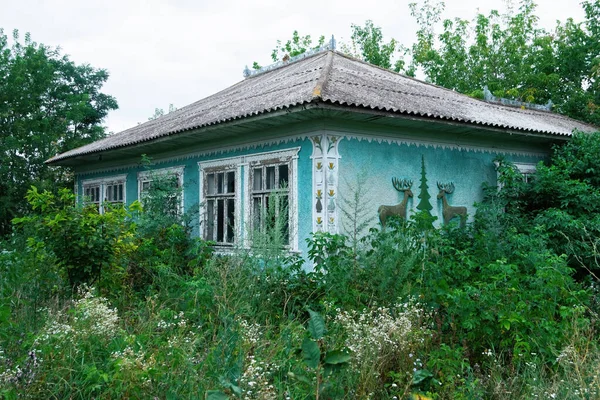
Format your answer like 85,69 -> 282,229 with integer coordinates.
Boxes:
437,182 -> 467,227
378,178 -> 413,227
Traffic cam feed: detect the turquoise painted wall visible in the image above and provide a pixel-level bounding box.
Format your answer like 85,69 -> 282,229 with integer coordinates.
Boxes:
74,118 -> 552,258
75,137 -> 315,256
336,137 -> 543,232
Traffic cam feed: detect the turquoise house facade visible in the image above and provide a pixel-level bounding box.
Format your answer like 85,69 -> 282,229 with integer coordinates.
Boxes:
48,50 -> 596,257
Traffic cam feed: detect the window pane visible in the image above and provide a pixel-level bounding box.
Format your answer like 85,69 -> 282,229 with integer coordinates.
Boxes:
266,166 -> 276,190
217,199 -> 224,242
95,187 -> 100,202
279,194 -> 289,214
226,199 -> 235,242
107,185 -> 112,201
279,165 -> 289,188
207,173 -> 215,195
227,171 -> 235,193
118,184 -> 123,201
253,168 -> 262,191
282,195 -> 290,243
206,200 -> 214,240
253,197 -> 262,230
217,173 -> 224,194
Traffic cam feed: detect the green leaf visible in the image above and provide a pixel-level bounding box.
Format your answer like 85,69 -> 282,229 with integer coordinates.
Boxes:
323,363 -> 343,377
302,337 -> 321,369
288,371 -> 311,384
307,308 -> 325,339
412,369 -> 434,386
206,390 -> 229,400
324,350 -> 351,365
0,306 -> 10,324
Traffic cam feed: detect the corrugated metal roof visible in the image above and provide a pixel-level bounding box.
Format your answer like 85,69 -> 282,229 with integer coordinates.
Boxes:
47,51 -> 597,164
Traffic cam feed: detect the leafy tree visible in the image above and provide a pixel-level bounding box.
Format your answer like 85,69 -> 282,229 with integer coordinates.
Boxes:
483,131 -> 600,278
408,0 -> 600,124
0,29 -> 118,236
257,24 -> 415,75
12,187 -> 134,289
343,20 -> 411,73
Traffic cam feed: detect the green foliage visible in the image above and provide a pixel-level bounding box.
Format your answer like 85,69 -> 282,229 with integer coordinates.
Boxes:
264,30 -> 325,64
340,170 -> 372,252
347,20 -> 401,71
12,187 -> 134,289
408,0 -> 600,124
2,134 -> 600,399
0,29 -> 118,237
261,23 -> 416,75
289,309 -> 351,399
147,103 -> 177,121
489,132 -> 600,277
254,1 -> 597,124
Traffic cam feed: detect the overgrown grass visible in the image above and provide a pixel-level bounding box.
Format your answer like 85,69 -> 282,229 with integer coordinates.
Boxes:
2,134 -> 600,398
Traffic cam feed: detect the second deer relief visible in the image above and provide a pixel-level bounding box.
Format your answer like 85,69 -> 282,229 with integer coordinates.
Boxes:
437,182 -> 467,227
378,178 -> 413,228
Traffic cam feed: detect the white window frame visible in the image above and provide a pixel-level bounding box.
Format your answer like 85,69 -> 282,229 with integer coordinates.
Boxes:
245,148 -> 300,251
247,156 -> 292,248
81,174 -> 127,214
137,166 -> 185,214
199,157 -> 243,247
513,162 -> 537,183
198,148 -> 300,252
495,161 -> 537,188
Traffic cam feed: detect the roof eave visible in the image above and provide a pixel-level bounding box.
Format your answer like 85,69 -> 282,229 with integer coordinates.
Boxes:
47,99 -> 578,166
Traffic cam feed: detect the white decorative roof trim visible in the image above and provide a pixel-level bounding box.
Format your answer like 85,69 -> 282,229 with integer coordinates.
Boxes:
137,165 -> 185,180
82,174 -> 127,186
75,128 -> 544,178
513,162 -> 537,174
244,147 -> 301,163
343,133 -> 547,157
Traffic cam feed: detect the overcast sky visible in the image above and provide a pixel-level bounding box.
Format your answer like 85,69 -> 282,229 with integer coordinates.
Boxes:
1,0 -> 587,134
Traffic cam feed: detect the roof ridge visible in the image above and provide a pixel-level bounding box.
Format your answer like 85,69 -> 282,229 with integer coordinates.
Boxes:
312,51 -> 334,100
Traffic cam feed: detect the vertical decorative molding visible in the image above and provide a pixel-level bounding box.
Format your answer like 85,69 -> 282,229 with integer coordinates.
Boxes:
238,163 -> 247,246
291,153 -> 300,252
311,134 -> 342,234
198,163 -> 203,238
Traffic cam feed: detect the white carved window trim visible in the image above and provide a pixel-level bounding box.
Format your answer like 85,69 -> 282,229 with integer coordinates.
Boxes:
198,157 -> 243,247
198,156 -> 243,246
495,161 -> 537,188
137,166 -> 185,214
245,148 -> 300,252
81,174 -> 127,214
198,148 -> 300,252
513,162 -> 537,183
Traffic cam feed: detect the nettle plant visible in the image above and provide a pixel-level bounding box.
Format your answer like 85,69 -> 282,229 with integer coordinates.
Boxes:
288,309 -> 351,399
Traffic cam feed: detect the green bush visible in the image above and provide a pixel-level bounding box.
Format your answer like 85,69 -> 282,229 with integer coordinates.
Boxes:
2,133 -> 600,399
